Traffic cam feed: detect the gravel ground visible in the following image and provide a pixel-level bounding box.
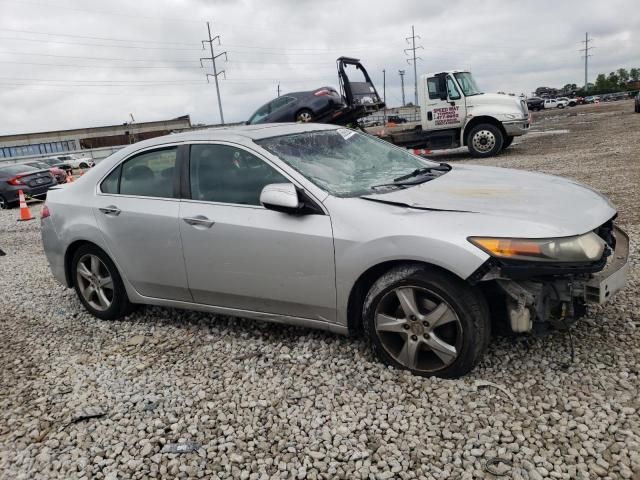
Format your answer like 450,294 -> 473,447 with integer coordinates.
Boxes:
1,101 -> 639,479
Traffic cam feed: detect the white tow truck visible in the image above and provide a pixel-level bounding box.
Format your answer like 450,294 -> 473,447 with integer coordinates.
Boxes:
366,70 -> 530,157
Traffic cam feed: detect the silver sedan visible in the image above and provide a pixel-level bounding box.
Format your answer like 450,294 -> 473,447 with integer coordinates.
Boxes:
41,123 -> 629,378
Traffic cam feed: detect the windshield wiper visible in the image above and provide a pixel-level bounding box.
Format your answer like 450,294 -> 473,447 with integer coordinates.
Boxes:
370,163 -> 451,191
393,163 -> 451,182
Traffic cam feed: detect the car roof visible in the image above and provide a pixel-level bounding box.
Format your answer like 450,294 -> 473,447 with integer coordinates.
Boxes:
127,123 -> 341,150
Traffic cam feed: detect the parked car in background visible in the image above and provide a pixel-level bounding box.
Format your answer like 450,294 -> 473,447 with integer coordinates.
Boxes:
584,95 -> 600,104
0,163 -> 55,209
52,154 -> 95,169
526,97 -> 545,111
41,123 -> 629,378
544,98 -> 566,109
635,92 -> 640,113
42,157 -> 72,172
567,97 -> 582,107
23,160 -> 67,184
247,87 -> 344,124
386,115 -> 407,124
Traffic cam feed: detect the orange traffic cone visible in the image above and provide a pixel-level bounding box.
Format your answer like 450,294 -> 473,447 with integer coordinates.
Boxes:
66,171 -> 73,183
17,190 -> 34,222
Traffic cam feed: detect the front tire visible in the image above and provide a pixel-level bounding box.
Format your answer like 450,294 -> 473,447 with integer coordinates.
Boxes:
79,162 -> 88,169
72,244 -> 134,320
0,194 -> 11,210
466,123 -> 504,158
363,266 -> 490,378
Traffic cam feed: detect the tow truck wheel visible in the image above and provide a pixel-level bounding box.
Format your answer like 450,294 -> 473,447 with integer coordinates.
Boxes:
467,123 -> 504,158
502,136 -> 514,150
295,109 -> 313,123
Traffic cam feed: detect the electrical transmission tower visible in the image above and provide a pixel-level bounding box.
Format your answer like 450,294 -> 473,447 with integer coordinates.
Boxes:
201,21 -> 228,124
580,32 -> 594,91
398,70 -> 406,106
404,25 -> 423,105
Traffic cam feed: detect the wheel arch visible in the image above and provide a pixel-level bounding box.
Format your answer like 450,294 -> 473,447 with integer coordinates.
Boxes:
64,240 -> 111,287
462,116 -> 506,146
346,260 -> 465,336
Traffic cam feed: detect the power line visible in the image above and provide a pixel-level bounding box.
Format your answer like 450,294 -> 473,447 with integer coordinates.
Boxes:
405,25 -> 423,105
201,22 -> 227,124
0,35 -> 199,51
0,28 -> 198,45
0,61 -> 203,69
580,32 -> 594,90
0,0 -> 201,23
0,50 -> 199,62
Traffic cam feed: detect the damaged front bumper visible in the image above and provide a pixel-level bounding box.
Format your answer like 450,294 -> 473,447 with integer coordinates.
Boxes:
474,225 -> 630,333
585,226 -> 630,304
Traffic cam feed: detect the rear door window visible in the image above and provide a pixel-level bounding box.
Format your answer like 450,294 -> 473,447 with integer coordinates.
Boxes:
100,147 -> 177,198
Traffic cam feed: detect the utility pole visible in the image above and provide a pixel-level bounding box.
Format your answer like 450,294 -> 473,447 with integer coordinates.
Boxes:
382,69 -> 386,124
277,83 -> 281,97
580,32 -> 594,91
200,21 -> 227,124
405,25 -> 423,106
398,70 -> 406,106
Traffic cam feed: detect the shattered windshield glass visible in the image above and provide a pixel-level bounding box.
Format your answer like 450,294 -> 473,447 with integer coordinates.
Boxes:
256,129 -> 440,197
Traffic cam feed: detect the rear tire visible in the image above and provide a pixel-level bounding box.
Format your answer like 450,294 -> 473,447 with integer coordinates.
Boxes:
0,195 -> 10,210
466,123 -> 504,158
79,162 -> 88,169
295,109 -> 313,123
71,244 -> 134,320
363,266 -> 491,378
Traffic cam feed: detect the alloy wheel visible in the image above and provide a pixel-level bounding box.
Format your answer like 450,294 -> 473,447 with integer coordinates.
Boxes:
297,111 -> 313,122
471,130 -> 496,153
76,254 -> 114,312
374,286 -> 462,373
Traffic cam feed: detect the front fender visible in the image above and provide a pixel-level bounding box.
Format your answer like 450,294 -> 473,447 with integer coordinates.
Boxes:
333,234 -> 488,325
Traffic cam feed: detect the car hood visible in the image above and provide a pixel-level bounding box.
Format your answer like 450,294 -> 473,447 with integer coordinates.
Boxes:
360,165 -> 616,237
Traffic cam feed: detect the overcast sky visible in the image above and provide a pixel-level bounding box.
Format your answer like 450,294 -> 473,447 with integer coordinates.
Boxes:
0,0 -> 638,134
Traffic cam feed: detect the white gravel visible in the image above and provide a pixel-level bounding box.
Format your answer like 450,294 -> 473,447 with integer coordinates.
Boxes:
1,102 -> 639,479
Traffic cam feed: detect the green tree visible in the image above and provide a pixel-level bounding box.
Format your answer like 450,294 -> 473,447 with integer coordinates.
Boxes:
617,68 -> 630,87
607,72 -> 619,90
630,68 -> 640,81
594,73 -> 608,91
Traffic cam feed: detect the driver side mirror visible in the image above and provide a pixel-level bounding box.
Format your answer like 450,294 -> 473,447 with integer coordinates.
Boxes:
260,183 -> 303,214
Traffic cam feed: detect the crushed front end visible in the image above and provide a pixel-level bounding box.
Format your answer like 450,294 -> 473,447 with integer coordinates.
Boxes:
469,220 -> 630,334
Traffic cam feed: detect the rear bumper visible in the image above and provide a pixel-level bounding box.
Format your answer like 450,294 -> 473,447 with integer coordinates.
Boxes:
41,217 -> 68,287
502,119 -> 530,136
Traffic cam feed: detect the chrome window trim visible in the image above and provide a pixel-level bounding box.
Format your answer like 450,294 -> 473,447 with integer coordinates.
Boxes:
95,142 -> 183,198
184,140 -> 329,215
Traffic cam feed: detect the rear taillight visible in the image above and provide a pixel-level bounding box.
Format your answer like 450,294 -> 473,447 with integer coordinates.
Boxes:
41,204 -> 50,219
7,176 -> 24,186
314,89 -> 331,96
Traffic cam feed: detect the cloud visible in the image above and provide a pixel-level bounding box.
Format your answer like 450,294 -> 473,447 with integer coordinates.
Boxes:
0,0 -> 638,134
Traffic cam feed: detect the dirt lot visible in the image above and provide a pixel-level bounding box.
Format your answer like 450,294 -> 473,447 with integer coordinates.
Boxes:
1,101 -> 639,479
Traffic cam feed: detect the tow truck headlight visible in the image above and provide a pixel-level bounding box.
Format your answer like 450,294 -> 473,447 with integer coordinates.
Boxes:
468,232 -> 605,263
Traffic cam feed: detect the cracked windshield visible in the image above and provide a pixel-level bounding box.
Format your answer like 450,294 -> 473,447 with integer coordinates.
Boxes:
257,128 -> 439,196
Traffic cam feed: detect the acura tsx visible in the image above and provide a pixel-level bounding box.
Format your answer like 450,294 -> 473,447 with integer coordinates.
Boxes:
41,123 -> 629,378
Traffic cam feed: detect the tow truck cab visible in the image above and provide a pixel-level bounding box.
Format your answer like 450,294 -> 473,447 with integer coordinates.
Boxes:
373,70 -> 530,157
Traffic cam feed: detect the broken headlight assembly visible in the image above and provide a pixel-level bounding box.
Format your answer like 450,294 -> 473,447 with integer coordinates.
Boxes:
468,232 -> 605,263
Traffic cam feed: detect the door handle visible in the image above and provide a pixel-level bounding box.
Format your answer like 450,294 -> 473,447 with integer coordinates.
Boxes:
99,206 -> 121,216
183,216 -> 215,228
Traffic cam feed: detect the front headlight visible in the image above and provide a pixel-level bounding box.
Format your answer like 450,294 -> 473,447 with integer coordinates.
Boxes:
468,232 -> 605,263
